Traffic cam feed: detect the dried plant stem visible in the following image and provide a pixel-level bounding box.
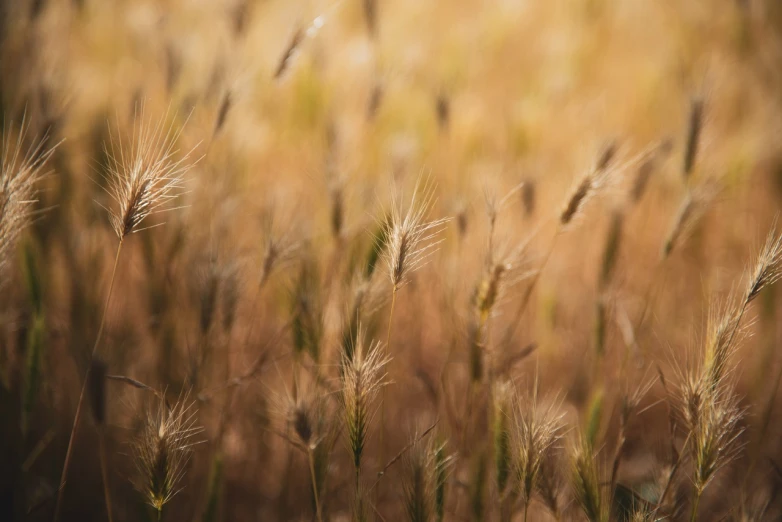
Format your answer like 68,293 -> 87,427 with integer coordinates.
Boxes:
308,448 -> 324,522
98,429 -> 114,522
689,489 -> 702,522
380,288 -> 397,469
54,238 -> 124,522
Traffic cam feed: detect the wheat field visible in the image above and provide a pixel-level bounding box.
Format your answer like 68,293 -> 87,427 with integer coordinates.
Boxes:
3,1 -> 782,521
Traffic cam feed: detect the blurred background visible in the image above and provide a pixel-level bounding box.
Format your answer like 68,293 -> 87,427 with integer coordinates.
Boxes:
3,0 -> 782,521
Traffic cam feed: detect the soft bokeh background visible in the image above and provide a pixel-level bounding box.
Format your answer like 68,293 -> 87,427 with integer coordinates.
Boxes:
4,0 -> 782,521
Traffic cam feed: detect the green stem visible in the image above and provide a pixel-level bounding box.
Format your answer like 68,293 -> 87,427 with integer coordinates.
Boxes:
53,238 -> 124,522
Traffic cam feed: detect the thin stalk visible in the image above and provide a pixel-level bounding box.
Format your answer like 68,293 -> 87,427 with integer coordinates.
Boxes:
98,429 -> 114,522
523,502 -> 529,522
53,238 -> 124,522
379,288 -> 397,471
308,449 -> 324,522
689,489 -> 701,522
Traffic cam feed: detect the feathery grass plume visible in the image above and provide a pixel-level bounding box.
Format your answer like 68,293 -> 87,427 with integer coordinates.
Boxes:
493,381 -> 514,496
213,90 -> 232,137
745,226 -> 782,305
683,97 -> 704,179
0,118 -> 55,276
513,390 -> 564,522
570,435 -> 607,522
404,436 -> 434,522
474,240 -> 532,324
609,380 -> 654,507
661,180 -> 718,258
703,299 -> 745,389
522,179 -> 536,217
363,0 -> 377,37
632,139 -> 672,202
270,380 -> 332,522
329,177 -> 344,241
383,175 -> 450,292
600,211 -> 623,290
678,372 -> 744,521
134,392 -> 203,516
290,257 -> 323,362
432,438 -> 454,522
560,140 -> 617,226
436,92 -> 450,133
537,448 -> 564,519
339,327 -> 390,485
364,79 -> 383,121
104,109 -> 197,241
594,298 -> 607,358
258,209 -> 301,287
274,27 -> 305,79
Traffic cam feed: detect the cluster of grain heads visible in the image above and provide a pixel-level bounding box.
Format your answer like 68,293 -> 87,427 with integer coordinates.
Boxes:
402,435 -> 455,522
513,390 -> 564,522
678,372 -> 744,522
134,393 -> 203,520
339,328 -> 389,494
570,435 -> 608,522
54,110 -> 198,522
0,117 -> 56,276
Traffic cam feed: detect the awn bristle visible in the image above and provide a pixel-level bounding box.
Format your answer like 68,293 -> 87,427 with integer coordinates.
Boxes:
383,176 -> 450,291
570,435 -> 607,522
0,120 -> 56,274
104,110 -> 197,241
134,393 -> 203,513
